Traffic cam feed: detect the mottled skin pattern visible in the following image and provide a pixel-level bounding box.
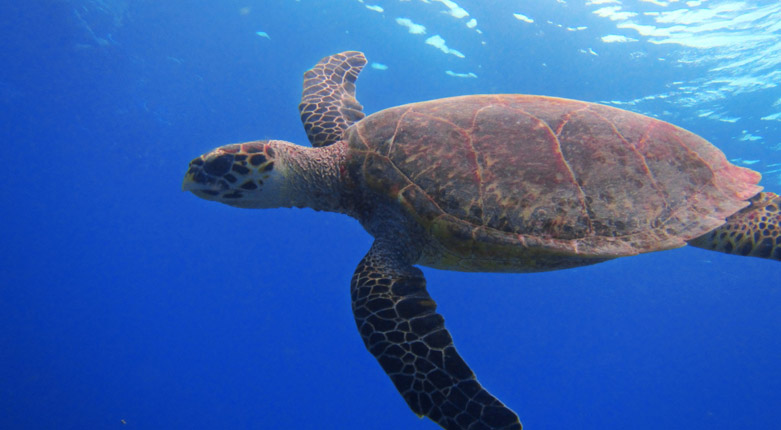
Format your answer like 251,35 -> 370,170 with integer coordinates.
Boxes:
184,141 -> 277,204
299,51 -> 366,148
690,192 -> 781,260
183,51 -> 779,430
352,238 -> 520,430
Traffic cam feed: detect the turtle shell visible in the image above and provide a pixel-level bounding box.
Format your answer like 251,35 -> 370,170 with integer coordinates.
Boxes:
345,95 -> 761,269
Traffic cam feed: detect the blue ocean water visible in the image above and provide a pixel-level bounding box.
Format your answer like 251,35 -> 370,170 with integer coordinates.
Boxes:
1,1 -> 779,429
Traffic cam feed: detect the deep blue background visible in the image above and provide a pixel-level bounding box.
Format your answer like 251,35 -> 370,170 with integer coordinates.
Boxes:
1,1 -> 779,429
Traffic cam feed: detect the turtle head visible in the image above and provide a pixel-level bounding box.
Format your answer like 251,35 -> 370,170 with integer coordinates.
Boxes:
182,140 -> 290,209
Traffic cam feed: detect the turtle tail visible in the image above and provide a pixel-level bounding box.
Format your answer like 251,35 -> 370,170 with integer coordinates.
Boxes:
688,192 -> 781,261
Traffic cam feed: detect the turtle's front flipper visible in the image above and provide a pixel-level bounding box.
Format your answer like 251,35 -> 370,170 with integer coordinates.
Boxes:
689,192 -> 780,261
299,51 -> 367,147
351,240 -> 522,430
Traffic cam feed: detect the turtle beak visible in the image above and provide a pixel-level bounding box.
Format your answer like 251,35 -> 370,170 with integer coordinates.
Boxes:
181,175 -> 202,192
182,163 -> 203,192
182,155 -> 226,198
182,156 -> 205,191
182,165 -> 197,191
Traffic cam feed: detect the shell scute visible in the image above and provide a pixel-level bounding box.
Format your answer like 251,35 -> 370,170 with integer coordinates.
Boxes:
347,107 -> 405,155
399,184 -> 444,226
557,107 -> 671,237
383,110 -> 484,226
429,215 -> 477,256
501,97 -> 588,133
362,152 -> 410,199
470,104 -> 590,239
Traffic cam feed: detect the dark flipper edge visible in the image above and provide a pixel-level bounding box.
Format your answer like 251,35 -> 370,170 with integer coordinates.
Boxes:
689,191 -> 781,261
351,241 -> 522,430
299,51 -> 366,147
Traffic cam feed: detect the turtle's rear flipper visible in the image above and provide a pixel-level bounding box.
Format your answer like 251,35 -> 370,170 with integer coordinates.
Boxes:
351,240 -> 522,430
299,51 -> 366,148
689,192 -> 781,261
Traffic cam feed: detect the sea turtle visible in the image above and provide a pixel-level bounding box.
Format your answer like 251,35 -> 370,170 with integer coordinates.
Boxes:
182,51 -> 780,429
